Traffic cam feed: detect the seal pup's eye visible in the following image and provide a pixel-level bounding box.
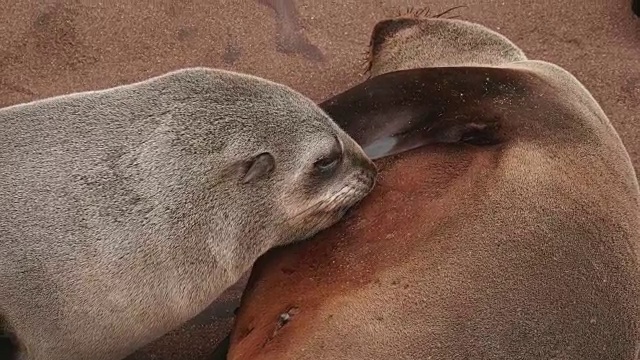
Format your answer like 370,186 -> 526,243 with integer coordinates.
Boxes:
314,147 -> 343,174
313,156 -> 340,172
313,135 -> 343,175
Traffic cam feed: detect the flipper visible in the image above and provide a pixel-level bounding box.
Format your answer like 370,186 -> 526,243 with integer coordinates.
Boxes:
318,66 -> 522,159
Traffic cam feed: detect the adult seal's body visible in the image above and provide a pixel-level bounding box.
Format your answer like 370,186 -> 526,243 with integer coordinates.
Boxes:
225,18 -> 640,360
0,67 -> 376,360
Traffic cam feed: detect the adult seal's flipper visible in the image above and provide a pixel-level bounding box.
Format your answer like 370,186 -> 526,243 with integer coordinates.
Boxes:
319,66 -> 520,159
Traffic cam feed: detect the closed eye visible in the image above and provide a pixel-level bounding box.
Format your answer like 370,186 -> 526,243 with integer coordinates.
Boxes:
314,154 -> 341,172
313,135 -> 343,174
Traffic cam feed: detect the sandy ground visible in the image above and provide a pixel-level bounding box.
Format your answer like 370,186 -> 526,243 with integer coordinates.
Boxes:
0,0 -> 638,359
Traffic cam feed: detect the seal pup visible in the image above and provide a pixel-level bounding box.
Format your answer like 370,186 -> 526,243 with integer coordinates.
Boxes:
0,67 -> 377,360
224,18 -> 640,360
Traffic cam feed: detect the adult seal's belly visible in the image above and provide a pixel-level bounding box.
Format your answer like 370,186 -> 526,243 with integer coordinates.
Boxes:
225,17 -> 640,360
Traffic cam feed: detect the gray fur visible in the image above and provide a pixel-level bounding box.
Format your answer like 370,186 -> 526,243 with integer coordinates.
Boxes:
0,67 -> 376,360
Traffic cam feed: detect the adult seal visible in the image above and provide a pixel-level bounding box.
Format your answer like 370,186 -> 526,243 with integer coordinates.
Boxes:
224,17 -> 640,360
0,67 -> 377,360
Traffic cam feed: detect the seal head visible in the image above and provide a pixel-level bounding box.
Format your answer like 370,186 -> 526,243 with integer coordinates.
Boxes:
367,17 -> 527,76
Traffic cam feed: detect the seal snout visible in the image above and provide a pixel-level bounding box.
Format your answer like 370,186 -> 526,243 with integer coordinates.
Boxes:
343,144 -> 377,194
325,151 -> 377,217
359,161 -> 378,194
347,154 -> 378,208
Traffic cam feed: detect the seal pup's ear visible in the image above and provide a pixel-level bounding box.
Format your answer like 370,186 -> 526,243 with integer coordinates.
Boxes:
241,152 -> 276,184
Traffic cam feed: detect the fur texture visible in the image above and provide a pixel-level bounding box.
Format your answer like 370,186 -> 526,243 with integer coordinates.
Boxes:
226,18 -> 640,360
0,67 -> 376,360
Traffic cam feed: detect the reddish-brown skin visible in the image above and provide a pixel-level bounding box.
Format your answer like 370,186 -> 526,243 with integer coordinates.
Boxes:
225,64 -> 640,359
228,143 -> 497,358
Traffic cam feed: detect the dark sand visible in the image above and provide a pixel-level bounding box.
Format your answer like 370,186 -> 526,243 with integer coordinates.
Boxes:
1,1 -> 638,359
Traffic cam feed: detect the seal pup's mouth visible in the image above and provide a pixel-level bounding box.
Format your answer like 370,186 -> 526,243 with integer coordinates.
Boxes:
286,175 -> 374,233
320,169 -> 377,219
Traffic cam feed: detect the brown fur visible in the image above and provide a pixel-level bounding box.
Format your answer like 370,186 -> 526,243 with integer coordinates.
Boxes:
225,18 -> 640,360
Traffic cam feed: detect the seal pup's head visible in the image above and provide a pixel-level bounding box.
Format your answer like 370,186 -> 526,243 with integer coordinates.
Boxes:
366,15 -> 527,77
152,68 -> 377,261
